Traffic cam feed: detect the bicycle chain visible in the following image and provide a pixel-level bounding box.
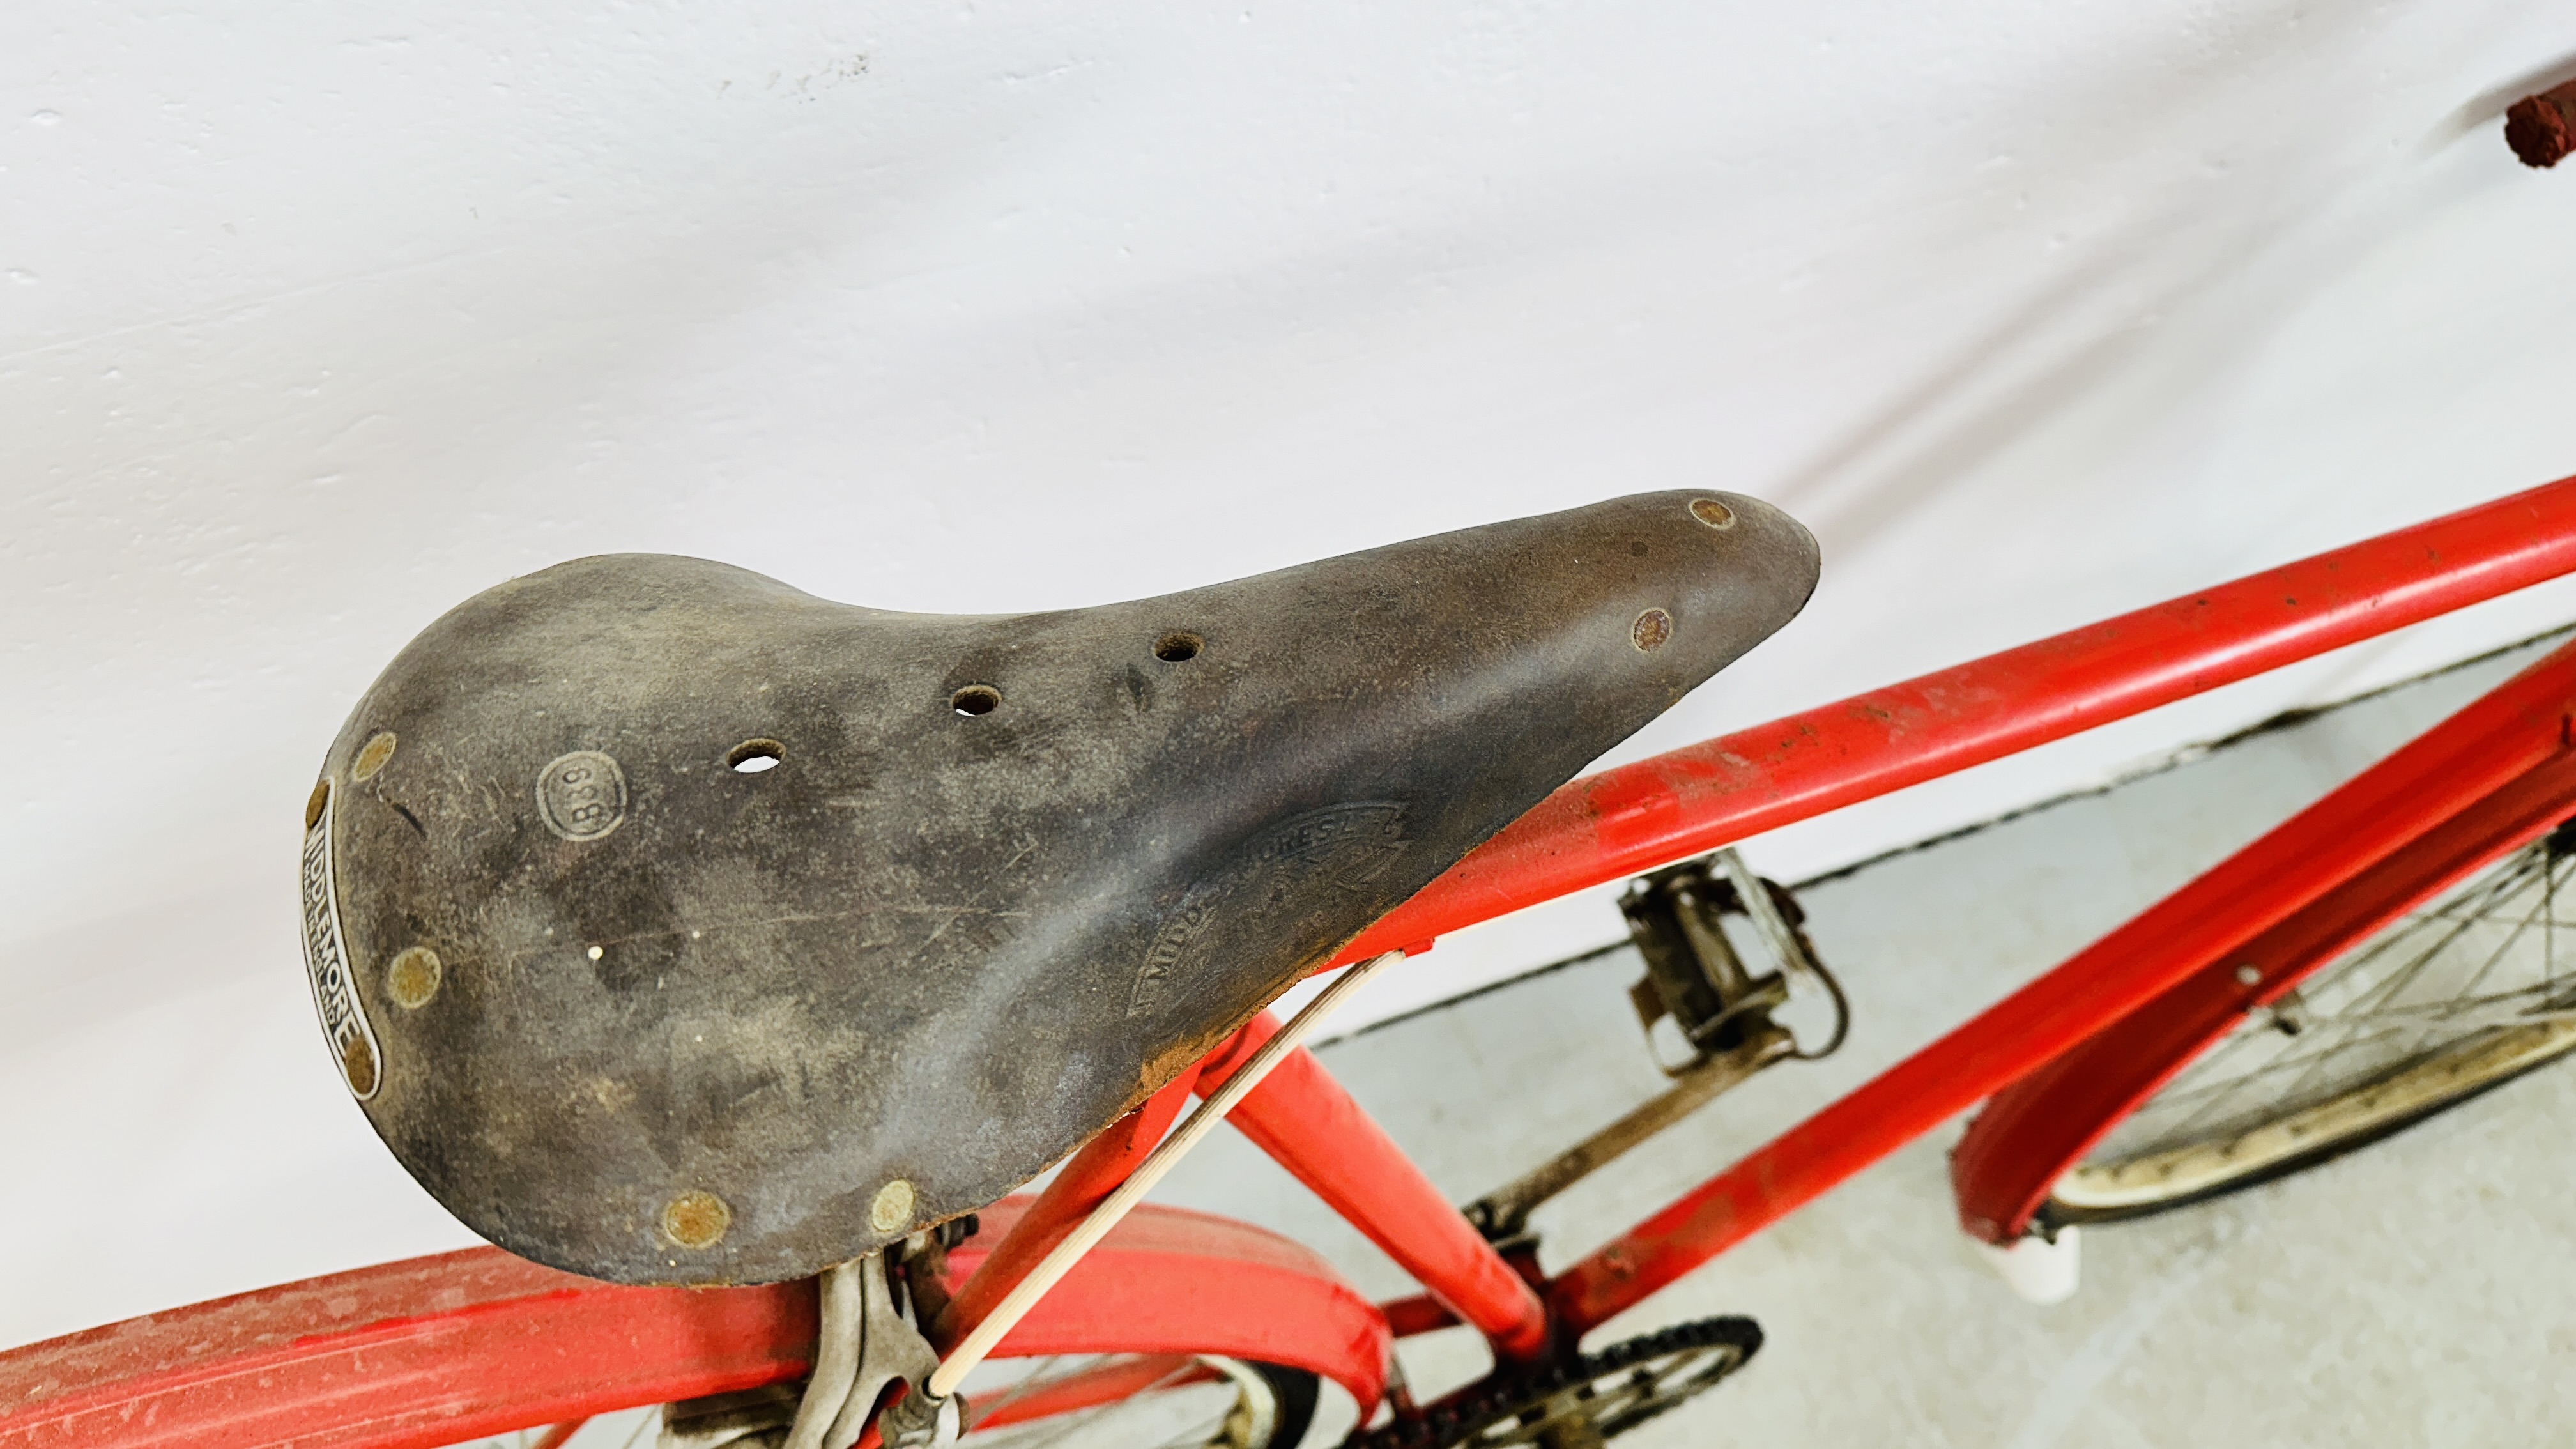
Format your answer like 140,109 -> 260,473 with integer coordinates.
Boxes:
1346,1315 -> 1763,1449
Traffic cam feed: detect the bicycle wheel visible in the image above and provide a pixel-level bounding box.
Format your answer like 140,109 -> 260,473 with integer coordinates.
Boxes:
2046,825 -> 2576,1225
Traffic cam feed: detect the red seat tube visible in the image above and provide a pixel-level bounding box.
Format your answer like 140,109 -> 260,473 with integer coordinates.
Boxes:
1197,1009 -> 1551,1363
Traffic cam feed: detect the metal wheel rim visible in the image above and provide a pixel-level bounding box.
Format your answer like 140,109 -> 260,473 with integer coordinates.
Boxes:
956,1354 -> 1287,1449
2055,1019 -> 2576,1210
2057,830 -> 2576,1213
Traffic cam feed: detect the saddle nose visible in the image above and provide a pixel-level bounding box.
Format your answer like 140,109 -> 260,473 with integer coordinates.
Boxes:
305,491 -> 1818,1284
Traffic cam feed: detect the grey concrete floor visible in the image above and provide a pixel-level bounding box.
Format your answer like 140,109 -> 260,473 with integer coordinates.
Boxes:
1132,629 -> 2576,1447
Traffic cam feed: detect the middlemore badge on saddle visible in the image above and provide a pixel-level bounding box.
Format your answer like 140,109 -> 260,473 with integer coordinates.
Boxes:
301,779 -> 383,1100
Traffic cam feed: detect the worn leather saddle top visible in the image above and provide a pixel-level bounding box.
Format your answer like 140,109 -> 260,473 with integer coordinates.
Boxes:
304,491 -> 1818,1285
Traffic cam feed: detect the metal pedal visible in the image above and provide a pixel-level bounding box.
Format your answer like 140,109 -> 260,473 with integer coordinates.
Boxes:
1461,850 -> 1842,1243
1622,848 -> 1845,1068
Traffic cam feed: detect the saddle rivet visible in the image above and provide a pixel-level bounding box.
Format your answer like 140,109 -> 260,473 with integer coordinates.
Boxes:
870,1178 -> 917,1233
1689,498 -> 1735,530
351,731 -> 398,781
1632,609 -> 1675,652
663,1190 -> 732,1249
387,946 -> 443,1009
340,1033 -> 378,1096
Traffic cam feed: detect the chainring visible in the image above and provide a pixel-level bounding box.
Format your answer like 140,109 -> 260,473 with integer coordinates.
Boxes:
1349,1316 -> 1763,1449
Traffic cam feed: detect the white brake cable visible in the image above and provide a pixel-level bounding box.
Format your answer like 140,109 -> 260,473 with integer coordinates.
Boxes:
917,949 -> 1403,1407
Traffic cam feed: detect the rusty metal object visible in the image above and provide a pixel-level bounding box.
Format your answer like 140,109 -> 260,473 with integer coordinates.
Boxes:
661,1385 -> 803,1449
816,1253 -> 941,1449
2506,79 -> 2576,168
351,731 -> 397,782
386,946 -> 442,1009
868,1181 -> 917,1236
308,491 -> 1818,1286
1624,851 -> 1843,1065
1350,1316 -> 1761,1449
1460,851 -> 1834,1243
1629,608 -> 1673,652
1463,1028 -> 1794,1244
662,1192 -> 732,1250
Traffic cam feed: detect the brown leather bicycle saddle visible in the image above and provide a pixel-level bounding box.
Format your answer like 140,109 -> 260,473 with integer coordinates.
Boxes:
305,491 -> 1817,1285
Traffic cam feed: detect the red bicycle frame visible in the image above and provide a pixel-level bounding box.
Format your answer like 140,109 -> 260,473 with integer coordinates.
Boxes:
13,472 -> 2576,1446
1950,636 -> 2576,1242
947,470 -> 2576,1354
0,1202 -> 1390,1449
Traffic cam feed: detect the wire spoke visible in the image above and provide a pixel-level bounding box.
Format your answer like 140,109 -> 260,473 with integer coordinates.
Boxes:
969,1354 -> 1070,1423
2094,832 -> 2576,1165
967,1357 -> 1223,1449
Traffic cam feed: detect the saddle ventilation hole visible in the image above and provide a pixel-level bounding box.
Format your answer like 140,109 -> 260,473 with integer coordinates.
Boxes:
727,739 -> 785,773
1154,632 -> 1203,663
952,685 -> 1003,717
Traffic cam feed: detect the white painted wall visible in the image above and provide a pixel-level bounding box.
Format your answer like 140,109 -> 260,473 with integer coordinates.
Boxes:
8,2 -> 2576,1351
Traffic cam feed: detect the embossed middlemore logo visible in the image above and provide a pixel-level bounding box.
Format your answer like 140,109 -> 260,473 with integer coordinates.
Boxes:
300,780 -> 384,1100
1128,802 -> 1411,1019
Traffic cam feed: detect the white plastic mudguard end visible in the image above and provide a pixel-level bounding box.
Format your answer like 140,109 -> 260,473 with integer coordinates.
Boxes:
1974,1225 -> 2082,1305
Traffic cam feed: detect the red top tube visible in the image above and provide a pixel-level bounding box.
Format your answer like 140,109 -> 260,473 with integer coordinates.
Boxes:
1337,472 -> 2576,965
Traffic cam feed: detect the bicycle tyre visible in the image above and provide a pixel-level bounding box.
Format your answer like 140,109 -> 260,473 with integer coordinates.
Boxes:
1254,1361 -> 1322,1449
2046,1017 -> 2576,1225
2043,818 -> 2576,1225
1952,746 -> 2576,1243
